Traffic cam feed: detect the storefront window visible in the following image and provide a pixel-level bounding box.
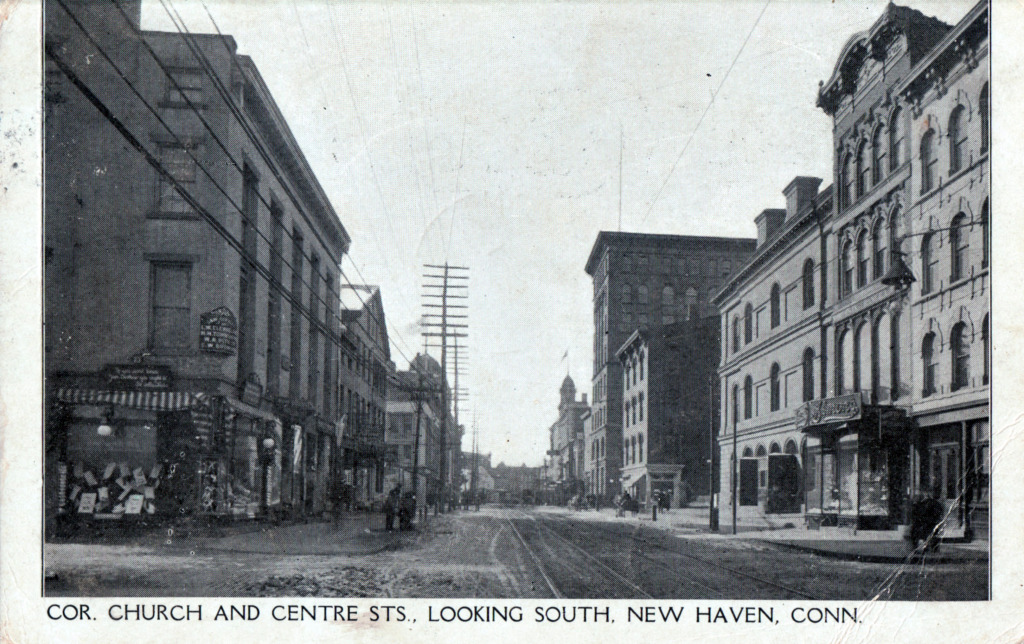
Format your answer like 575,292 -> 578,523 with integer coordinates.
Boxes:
837,442 -> 857,514
822,451 -> 838,512
804,449 -> 820,512
858,444 -> 888,516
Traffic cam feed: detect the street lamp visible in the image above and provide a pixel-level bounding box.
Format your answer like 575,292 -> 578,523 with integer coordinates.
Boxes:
260,435 -> 276,516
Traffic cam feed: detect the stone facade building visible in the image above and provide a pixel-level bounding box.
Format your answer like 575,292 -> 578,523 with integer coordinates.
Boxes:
617,318 -> 719,508
545,376 -> 589,503
585,232 -> 756,502
715,1 -> 988,539
45,0 -> 353,525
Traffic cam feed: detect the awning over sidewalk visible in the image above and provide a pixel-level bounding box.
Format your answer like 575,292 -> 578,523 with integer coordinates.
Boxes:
54,388 -> 208,411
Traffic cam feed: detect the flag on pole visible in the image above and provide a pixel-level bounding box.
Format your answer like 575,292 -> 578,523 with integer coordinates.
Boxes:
561,349 -> 569,361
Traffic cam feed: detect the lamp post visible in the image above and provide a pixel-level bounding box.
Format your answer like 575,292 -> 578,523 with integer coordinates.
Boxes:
260,435 -> 276,516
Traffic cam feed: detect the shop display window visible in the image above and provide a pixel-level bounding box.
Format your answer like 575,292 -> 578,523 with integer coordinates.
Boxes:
858,444 -> 889,516
804,450 -> 820,512
837,443 -> 857,514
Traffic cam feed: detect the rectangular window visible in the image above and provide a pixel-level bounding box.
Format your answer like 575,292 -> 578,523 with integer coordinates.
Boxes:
155,145 -> 196,215
165,68 -> 203,106
150,262 -> 191,351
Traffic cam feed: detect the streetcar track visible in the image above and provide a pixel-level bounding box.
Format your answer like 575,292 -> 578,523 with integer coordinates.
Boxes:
502,511 -> 563,598
543,512 -> 821,600
528,514 -> 654,599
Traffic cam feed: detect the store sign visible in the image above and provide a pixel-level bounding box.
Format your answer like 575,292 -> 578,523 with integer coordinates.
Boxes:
199,307 -> 238,355
795,394 -> 862,430
103,364 -> 173,391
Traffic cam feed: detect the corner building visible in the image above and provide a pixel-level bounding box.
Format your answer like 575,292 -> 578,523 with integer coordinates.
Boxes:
716,1 -> 989,538
45,1 -> 351,524
586,232 -> 756,503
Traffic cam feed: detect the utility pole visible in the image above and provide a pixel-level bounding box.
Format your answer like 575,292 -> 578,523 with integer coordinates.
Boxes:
422,263 -> 469,515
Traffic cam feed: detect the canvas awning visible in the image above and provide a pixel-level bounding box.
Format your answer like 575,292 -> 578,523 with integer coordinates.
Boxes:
54,388 -> 208,412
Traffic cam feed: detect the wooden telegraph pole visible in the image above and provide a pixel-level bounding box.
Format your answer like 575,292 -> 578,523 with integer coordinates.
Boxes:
422,263 -> 468,514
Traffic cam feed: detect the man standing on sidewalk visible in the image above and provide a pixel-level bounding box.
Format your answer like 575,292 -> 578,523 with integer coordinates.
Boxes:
384,486 -> 401,532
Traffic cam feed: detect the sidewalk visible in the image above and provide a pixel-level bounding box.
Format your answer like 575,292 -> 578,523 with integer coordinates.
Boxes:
47,511 -> 415,556
533,504 -> 989,564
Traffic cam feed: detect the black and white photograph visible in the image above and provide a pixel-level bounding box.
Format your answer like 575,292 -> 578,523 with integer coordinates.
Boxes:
3,0 -> 1020,638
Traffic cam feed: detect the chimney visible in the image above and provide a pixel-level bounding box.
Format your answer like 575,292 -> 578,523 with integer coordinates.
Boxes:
581,393 -> 588,405
783,176 -> 823,221
755,209 -> 786,247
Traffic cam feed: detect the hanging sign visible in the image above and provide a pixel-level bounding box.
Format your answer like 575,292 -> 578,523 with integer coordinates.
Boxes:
102,364 -> 173,391
199,307 -> 238,355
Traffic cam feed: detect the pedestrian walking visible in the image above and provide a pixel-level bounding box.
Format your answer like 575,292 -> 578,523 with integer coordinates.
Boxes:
399,491 -> 416,531
384,486 -> 401,532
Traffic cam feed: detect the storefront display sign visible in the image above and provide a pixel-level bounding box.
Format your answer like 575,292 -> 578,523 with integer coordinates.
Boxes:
102,364 -> 174,391
125,494 -> 144,514
78,492 -> 97,514
795,393 -> 862,430
199,306 -> 238,355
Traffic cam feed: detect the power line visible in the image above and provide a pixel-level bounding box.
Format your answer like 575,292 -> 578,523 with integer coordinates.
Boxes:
638,0 -> 771,226
57,0 -> 435,392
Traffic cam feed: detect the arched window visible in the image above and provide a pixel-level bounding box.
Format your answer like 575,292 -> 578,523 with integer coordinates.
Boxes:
949,105 -> 967,174
732,384 -> 740,427
732,316 -> 741,353
662,285 -> 675,324
839,328 -> 855,395
637,285 -> 649,305
770,442 -> 781,454
891,312 -> 901,401
637,433 -> 644,462
744,303 -> 753,344
950,213 -> 968,282
921,232 -> 936,294
802,348 -> 815,402
872,125 -> 886,185
889,106 -> 904,170
981,198 -> 989,268
755,445 -> 767,458
622,283 -> 632,304
685,287 -> 698,321
982,314 -> 989,385
856,322 -> 871,393
980,83 -> 989,154
841,240 -> 854,297
638,392 -> 644,421
770,283 -> 781,328
630,435 -> 637,464
742,447 -> 753,458
872,218 -> 887,280
784,440 -> 798,455
743,375 -> 753,419
802,258 -> 815,309
840,154 -> 854,210
920,129 -> 937,193
951,322 -> 970,391
856,230 -> 869,288
770,363 -> 781,411
856,140 -> 869,198
875,312 -> 891,400
638,350 -> 644,380
922,332 -> 936,397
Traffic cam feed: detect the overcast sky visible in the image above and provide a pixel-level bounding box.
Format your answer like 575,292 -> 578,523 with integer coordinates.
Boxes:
143,0 -> 974,467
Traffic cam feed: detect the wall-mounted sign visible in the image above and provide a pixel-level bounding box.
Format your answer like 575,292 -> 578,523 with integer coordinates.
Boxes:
795,393 -> 862,430
200,306 -> 238,355
102,364 -> 174,391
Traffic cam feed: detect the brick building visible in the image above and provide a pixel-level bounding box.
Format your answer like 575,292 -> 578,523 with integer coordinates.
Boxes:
616,318 -> 719,508
45,0 -> 351,525
584,232 -> 756,502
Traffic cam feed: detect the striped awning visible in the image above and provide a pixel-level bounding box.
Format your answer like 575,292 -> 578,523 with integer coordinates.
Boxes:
54,388 -> 207,411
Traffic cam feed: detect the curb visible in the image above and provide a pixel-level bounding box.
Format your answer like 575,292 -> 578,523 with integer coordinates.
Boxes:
757,538 -> 989,564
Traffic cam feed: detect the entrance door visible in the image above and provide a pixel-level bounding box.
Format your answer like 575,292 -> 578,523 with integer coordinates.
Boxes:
767,454 -> 801,513
929,444 -> 961,530
739,458 -> 758,506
